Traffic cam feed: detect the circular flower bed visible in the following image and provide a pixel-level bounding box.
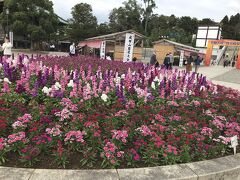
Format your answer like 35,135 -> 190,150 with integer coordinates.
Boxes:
0,55 -> 239,169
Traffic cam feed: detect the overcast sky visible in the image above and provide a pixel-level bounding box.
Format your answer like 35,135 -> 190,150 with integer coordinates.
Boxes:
51,0 -> 240,23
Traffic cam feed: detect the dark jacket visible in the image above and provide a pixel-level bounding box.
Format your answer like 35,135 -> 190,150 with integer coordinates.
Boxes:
195,57 -> 202,66
150,54 -> 157,65
187,56 -> 193,65
163,56 -> 170,65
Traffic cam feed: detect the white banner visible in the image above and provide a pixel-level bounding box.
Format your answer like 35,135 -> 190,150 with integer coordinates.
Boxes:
9,31 -> 13,46
100,41 -> 106,59
179,50 -> 184,67
123,33 -> 135,62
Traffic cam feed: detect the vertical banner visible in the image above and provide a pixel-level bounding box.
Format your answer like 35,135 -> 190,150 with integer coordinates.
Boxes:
236,48 -> 240,70
123,33 -> 135,62
100,41 -> 106,59
179,50 -> 184,67
9,31 -> 13,46
205,40 -> 213,66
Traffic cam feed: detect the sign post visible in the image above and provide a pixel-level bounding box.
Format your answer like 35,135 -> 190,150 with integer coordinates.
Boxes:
9,31 -> 13,46
100,41 -> 106,59
179,50 -> 184,67
123,33 -> 135,62
230,135 -> 238,155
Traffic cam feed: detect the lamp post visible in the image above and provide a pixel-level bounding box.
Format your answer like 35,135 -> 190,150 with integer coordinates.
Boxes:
6,8 -> 9,37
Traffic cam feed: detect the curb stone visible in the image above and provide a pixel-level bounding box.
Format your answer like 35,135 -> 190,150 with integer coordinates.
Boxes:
0,154 -> 240,180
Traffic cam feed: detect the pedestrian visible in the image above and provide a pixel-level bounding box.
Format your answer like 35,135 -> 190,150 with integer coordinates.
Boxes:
106,53 -> 112,61
194,55 -> 202,73
169,52 -> 174,69
69,42 -> 76,56
132,57 -> 137,62
223,58 -> 227,68
186,56 -> 193,73
163,54 -> 170,69
232,60 -> 236,67
2,36 -> 13,59
150,51 -> 157,66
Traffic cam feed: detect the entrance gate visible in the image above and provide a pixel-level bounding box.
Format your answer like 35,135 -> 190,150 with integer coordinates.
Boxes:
205,39 -> 240,69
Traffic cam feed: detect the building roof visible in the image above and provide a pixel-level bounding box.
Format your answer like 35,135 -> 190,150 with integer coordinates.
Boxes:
153,39 -> 200,53
86,30 -> 146,41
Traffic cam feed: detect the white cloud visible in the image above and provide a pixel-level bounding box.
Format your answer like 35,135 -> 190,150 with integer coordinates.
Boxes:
52,0 -> 240,23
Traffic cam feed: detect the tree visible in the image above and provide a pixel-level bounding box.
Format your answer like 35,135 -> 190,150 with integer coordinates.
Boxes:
198,18 -> 217,26
68,3 -> 98,41
142,0 -> 156,34
0,0 -> 59,49
97,23 -> 111,35
109,0 -> 143,33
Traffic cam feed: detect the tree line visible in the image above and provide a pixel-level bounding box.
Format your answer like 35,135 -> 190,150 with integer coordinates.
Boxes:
0,0 -> 240,48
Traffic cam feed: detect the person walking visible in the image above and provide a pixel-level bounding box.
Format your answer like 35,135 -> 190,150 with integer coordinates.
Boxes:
169,52 -> 174,69
163,54 -> 170,69
69,42 -> 76,56
150,51 -> 157,66
186,56 -> 193,73
194,56 -> 202,73
2,36 -> 13,59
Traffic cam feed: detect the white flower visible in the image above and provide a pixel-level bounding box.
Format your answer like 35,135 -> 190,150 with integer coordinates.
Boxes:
3,78 -> 11,84
114,77 -> 121,84
121,74 -> 125,79
200,86 -> 206,91
42,86 -> 52,96
23,57 -> 29,65
154,76 -> 160,83
54,82 -> 61,90
151,82 -> 156,90
101,94 -> 108,102
67,80 -> 74,88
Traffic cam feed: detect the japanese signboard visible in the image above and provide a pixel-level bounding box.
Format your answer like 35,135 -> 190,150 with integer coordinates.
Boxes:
100,41 -> 106,59
123,33 -> 135,62
179,50 -> 184,67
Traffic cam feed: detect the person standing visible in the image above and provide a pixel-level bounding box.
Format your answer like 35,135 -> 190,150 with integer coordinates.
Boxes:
2,36 -> 13,59
150,51 -> 157,66
169,52 -> 174,69
186,56 -> 193,73
194,56 -> 202,73
69,42 -> 76,56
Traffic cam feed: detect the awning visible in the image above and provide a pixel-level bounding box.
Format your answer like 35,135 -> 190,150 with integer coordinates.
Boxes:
78,40 -> 102,49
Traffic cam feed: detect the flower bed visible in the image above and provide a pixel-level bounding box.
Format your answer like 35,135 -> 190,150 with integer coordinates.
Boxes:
0,56 -> 240,169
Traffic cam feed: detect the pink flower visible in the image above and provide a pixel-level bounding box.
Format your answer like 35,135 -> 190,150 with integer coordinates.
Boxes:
117,151 -> 124,158
7,132 -> 26,144
192,100 -> 200,107
136,125 -> 152,136
201,127 -> 213,138
111,130 -> 128,143
55,108 -> 73,121
125,100 -> 135,109
212,118 -> 225,131
64,130 -> 86,143
0,138 -> 6,150
114,110 -> 128,117
169,115 -> 181,121
46,125 -> 62,136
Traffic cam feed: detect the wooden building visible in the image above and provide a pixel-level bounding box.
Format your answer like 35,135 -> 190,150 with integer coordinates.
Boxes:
153,39 -> 202,64
78,30 -> 145,61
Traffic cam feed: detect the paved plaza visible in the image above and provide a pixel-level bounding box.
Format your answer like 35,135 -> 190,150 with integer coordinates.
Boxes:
196,66 -> 240,91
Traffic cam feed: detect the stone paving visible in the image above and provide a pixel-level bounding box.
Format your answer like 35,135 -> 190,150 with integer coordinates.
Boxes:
178,65 -> 240,91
